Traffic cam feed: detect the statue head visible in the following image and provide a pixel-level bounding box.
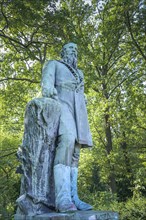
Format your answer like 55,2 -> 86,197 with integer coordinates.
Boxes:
61,42 -> 78,69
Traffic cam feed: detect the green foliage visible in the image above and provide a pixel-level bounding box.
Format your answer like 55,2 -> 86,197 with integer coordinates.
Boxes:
0,131 -> 20,219
0,0 -> 146,218
118,197 -> 146,220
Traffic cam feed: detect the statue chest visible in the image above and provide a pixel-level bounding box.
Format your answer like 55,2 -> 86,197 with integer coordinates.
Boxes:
55,62 -> 81,84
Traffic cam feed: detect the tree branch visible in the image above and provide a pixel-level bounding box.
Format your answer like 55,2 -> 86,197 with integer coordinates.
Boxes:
0,32 -> 28,48
107,52 -> 125,72
0,77 -> 40,83
108,70 -> 137,97
0,151 -> 16,159
0,0 -> 9,31
125,11 -> 146,60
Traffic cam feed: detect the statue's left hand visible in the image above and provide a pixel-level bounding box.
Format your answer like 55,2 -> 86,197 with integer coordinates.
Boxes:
51,88 -> 58,100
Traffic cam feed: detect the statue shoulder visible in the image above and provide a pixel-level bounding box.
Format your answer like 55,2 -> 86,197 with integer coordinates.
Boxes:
43,59 -> 57,66
43,60 -> 58,71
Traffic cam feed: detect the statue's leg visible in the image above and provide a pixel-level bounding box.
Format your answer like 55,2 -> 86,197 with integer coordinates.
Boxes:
71,143 -> 93,211
54,134 -> 76,166
53,134 -> 77,212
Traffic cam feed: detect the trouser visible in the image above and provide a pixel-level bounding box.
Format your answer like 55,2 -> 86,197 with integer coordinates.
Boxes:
53,133 -> 92,212
54,134 -> 80,167
53,134 -> 80,211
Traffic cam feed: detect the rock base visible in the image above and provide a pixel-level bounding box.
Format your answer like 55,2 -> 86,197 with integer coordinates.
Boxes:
14,210 -> 119,220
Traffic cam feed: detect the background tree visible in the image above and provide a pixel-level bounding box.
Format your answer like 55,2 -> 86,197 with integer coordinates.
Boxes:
0,0 -> 146,219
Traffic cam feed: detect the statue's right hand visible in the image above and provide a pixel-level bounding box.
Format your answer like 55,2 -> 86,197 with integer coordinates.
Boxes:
42,87 -> 58,100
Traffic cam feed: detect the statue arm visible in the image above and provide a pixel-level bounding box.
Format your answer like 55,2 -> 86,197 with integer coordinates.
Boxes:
41,60 -> 58,100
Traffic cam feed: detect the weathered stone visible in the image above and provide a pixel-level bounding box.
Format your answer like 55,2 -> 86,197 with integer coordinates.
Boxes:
14,210 -> 119,220
16,97 -> 61,215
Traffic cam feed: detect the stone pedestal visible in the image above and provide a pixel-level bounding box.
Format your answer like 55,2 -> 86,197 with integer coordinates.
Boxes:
16,98 -> 61,215
14,210 -> 119,220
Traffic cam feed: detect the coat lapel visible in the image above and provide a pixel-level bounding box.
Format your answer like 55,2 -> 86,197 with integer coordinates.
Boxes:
57,60 -> 83,83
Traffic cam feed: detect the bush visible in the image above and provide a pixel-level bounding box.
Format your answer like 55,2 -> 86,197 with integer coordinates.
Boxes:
79,189 -> 146,220
118,197 -> 146,220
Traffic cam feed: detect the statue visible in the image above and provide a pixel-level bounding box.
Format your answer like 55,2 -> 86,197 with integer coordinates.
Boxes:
15,42 -> 92,217
41,42 -> 93,212
15,42 -> 119,220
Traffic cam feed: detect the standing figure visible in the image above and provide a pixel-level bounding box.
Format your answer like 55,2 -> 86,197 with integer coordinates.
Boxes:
41,42 -> 93,212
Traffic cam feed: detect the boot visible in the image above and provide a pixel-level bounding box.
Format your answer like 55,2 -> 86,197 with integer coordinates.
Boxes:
71,167 -> 93,211
54,164 -> 77,212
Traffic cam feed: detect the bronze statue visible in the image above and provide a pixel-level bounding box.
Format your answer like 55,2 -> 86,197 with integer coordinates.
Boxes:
41,42 -> 93,212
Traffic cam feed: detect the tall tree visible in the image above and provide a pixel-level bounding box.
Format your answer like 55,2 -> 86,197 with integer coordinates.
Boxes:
0,0 -> 146,217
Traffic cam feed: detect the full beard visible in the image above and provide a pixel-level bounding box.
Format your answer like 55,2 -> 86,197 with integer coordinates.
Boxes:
62,54 -> 77,69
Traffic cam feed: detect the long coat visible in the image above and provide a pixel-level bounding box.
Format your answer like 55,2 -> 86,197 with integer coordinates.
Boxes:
41,60 -> 92,147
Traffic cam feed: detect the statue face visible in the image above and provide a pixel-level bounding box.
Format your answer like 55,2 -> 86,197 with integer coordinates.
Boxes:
62,43 -> 78,58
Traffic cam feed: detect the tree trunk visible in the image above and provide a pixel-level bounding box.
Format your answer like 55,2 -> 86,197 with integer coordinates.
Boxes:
16,97 -> 61,215
102,81 -> 117,194
105,111 -> 117,194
